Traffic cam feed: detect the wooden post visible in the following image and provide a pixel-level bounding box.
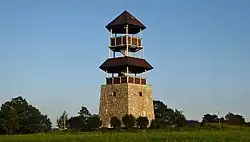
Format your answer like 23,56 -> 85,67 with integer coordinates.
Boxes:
126,25 -> 129,56
140,29 -> 144,59
109,29 -> 112,58
126,66 -> 129,82
114,33 -> 116,47
144,69 -> 147,79
105,70 -> 108,84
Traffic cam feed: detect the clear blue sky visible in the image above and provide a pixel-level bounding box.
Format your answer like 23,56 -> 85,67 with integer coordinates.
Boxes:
0,0 -> 249,127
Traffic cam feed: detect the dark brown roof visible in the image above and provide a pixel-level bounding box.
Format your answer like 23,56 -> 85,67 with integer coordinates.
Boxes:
105,10 -> 146,34
99,56 -> 153,73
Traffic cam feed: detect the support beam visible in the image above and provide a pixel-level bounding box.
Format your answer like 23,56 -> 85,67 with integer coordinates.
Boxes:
125,25 -> 129,56
109,29 -> 112,58
142,48 -> 144,59
140,28 -> 144,59
126,66 -> 129,82
108,48 -> 110,58
105,70 -> 108,84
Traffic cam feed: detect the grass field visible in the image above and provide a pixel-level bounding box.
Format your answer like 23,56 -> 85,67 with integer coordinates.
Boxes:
0,130 -> 250,142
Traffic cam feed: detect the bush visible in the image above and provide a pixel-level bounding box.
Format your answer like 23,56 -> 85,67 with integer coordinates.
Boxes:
110,116 -> 122,128
87,115 -> 102,131
136,116 -> 149,129
122,114 -> 136,129
150,120 -> 160,129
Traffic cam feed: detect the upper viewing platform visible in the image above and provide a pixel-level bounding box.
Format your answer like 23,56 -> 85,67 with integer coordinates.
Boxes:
109,35 -> 142,52
105,10 -> 146,34
100,10 -> 153,80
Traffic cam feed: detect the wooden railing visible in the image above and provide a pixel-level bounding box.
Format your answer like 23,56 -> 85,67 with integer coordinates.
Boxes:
110,36 -> 142,47
106,76 -> 146,85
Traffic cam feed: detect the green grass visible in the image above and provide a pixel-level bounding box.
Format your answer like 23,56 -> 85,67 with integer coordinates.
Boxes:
0,130 -> 250,142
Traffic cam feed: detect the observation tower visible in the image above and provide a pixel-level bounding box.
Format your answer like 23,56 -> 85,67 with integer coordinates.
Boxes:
99,10 -> 154,127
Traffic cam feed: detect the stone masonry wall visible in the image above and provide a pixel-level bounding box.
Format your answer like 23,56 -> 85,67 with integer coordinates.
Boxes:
127,84 -> 155,123
99,84 -> 129,127
99,83 -> 154,128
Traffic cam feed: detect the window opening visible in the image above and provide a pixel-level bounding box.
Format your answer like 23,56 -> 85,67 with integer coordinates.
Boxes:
139,92 -> 142,96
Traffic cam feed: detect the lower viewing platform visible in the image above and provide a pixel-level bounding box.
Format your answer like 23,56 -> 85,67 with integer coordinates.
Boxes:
106,76 -> 147,85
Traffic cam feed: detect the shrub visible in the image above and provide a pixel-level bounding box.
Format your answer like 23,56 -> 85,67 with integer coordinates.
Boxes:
87,115 -> 102,131
122,114 -> 136,129
110,116 -> 121,128
136,116 -> 149,129
150,119 -> 160,129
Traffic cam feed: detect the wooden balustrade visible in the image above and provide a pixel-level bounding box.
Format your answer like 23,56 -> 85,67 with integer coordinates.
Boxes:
106,76 -> 146,85
110,36 -> 142,47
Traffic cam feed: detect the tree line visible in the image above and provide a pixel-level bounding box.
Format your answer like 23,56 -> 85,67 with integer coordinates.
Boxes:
0,96 -> 249,134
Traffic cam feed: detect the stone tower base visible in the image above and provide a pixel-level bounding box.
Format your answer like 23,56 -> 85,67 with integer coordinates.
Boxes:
99,83 -> 155,128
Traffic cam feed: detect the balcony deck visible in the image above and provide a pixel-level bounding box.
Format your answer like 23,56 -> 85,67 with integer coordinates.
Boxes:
109,36 -> 143,52
106,76 -> 146,85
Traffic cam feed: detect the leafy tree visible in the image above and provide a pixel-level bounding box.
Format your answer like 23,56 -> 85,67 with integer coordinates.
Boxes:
56,110 -> 69,130
136,116 -> 149,129
225,112 -> 245,125
219,117 -> 225,124
122,114 -> 136,129
173,109 -> 188,127
37,115 -> 52,133
153,100 -> 168,121
153,100 -> 171,127
110,116 -> 122,128
78,106 -> 91,117
187,120 -> 200,128
149,119 -> 161,129
202,114 -> 219,123
0,96 -> 52,134
68,106 -> 92,131
246,122 -> 250,127
153,100 -> 187,127
87,114 -> 102,130
165,108 -> 176,124
0,112 -> 5,134
68,116 -> 85,131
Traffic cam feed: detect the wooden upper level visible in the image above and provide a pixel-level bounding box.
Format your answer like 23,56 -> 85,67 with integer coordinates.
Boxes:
109,35 -> 142,52
106,76 -> 147,85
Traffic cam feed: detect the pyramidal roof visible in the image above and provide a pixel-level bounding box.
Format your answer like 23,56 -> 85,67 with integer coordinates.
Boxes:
99,56 -> 153,74
105,10 -> 146,34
